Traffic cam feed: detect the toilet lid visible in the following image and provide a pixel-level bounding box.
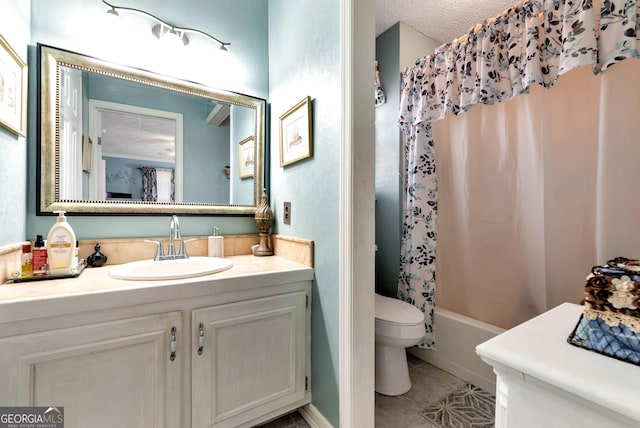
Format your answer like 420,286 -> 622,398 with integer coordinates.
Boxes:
375,294 -> 425,325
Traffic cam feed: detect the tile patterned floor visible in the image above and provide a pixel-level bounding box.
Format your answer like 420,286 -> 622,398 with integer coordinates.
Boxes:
420,383 -> 495,427
257,353 -> 495,428
376,354 -> 495,427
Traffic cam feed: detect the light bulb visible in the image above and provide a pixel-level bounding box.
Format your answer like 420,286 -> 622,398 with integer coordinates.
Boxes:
152,24 -> 188,47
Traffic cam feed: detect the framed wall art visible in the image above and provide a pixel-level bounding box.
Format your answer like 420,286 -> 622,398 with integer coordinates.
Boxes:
0,33 -> 27,137
279,96 -> 312,167
238,136 -> 255,179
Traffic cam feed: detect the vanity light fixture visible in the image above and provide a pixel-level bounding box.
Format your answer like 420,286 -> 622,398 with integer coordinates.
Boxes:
102,0 -> 230,53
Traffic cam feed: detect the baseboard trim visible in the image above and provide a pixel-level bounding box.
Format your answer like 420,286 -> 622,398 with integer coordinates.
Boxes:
299,403 -> 333,428
409,348 -> 497,394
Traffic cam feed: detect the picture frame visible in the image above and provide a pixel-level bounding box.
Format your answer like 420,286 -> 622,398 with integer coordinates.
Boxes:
0,33 -> 27,137
82,135 -> 93,173
238,136 -> 255,179
279,96 -> 312,167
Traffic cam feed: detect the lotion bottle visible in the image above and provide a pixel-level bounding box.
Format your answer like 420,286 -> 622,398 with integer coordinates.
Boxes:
47,211 -> 77,274
208,227 -> 224,258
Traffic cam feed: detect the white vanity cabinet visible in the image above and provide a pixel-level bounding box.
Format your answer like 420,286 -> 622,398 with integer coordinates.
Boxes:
192,291 -> 309,427
0,256 -> 313,428
0,311 -> 183,428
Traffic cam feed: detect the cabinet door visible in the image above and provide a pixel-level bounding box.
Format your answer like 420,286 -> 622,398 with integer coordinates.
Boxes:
0,311 -> 182,428
192,292 -> 307,427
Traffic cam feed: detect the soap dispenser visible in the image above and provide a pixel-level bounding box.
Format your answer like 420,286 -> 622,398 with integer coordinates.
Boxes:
46,211 -> 76,274
208,227 -> 224,258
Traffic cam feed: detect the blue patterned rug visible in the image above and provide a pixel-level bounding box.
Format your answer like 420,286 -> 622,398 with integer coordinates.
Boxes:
420,383 -> 495,428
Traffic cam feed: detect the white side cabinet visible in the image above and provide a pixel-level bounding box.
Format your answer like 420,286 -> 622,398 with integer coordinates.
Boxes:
192,292 -> 309,427
0,311 -> 183,428
476,303 -> 640,428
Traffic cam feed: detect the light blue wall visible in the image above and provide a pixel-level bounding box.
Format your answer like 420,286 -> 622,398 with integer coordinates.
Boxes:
398,23 -> 442,75
0,0 -> 29,246
268,0 -> 341,425
26,0 -> 268,240
375,24 -> 402,298
374,23 -> 441,298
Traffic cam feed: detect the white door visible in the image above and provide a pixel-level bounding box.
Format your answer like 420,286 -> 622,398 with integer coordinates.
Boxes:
58,66 -> 83,200
0,311 -> 183,428
192,292 -> 308,427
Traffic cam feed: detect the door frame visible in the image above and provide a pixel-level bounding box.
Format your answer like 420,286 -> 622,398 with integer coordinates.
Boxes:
339,0 -> 376,425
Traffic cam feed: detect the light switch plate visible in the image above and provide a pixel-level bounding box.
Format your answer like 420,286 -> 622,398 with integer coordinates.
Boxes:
283,202 -> 291,225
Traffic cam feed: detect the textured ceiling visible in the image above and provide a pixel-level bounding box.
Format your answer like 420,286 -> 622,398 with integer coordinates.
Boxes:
100,110 -> 176,163
376,0 -> 519,44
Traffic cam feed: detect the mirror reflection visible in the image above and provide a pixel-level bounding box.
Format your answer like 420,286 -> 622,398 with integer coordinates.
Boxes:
39,45 -> 265,215
97,105 -> 179,202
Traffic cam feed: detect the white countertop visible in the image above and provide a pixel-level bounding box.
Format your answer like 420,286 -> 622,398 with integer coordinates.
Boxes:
476,302 -> 640,422
0,255 -> 313,324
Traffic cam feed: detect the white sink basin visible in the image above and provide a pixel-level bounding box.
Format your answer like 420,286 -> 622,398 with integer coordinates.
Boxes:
109,257 -> 233,281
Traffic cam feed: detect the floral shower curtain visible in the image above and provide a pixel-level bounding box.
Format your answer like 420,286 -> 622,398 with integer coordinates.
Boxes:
375,60 -> 387,107
398,0 -> 640,348
140,167 -> 158,202
140,167 -> 175,202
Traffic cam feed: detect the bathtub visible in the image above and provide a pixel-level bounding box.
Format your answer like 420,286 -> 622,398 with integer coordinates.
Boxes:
408,307 -> 505,394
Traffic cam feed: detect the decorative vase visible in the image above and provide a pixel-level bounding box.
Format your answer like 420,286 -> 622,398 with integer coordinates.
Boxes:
254,191 -> 274,256
87,243 -> 108,267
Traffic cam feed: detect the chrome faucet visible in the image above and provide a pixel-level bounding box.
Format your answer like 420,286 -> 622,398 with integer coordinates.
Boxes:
145,215 -> 192,261
168,215 -> 181,257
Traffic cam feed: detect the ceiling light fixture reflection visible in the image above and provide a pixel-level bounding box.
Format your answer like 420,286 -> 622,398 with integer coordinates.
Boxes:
102,0 -> 230,53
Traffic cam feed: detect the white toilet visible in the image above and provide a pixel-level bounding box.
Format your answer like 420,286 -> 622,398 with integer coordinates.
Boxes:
375,293 -> 426,396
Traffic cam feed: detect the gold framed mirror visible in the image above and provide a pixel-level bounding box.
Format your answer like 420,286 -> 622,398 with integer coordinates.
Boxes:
38,45 -> 265,215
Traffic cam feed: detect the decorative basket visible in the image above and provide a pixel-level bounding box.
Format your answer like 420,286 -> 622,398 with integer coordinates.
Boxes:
567,257 -> 640,366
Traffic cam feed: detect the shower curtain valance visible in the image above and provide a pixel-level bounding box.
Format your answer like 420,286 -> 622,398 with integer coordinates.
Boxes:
399,0 -> 640,129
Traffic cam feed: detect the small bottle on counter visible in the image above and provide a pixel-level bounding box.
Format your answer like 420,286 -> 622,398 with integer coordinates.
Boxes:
73,241 -> 79,268
208,227 -> 224,258
21,244 -> 33,277
32,235 -> 48,275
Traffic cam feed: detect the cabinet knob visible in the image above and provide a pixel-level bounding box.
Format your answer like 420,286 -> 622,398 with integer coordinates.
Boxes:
169,326 -> 177,361
197,322 -> 205,355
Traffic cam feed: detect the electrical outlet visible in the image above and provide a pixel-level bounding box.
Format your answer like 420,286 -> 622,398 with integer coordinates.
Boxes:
283,202 -> 291,225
